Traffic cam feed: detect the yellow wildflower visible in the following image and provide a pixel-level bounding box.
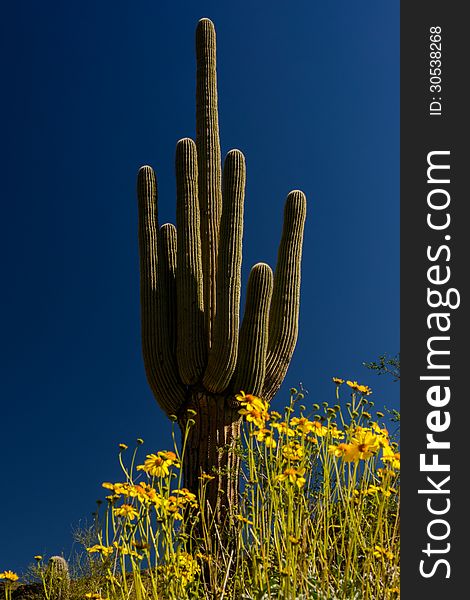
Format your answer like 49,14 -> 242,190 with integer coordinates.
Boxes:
305,435 -> 319,444
112,542 -> 142,559
252,428 -> 276,448
282,441 -> 305,462
382,445 -> 401,470
346,380 -> 372,395
136,451 -> 180,477
276,467 -> 307,488
332,377 -> 344,385
290,416 -> 316,435
158,496 -> 185,520
373,545 -> 394,560
310,420 -> 328,437
365,485 -> 396,498
113,504 -> 139,520
328,443 -> 359,462
328,423 -> 345,439
235,514 -> 253,525
377,467 -> 397,479
365,485 -> 381,496
138,454 -> 169,476
133,482 -> 160,505
101,482 -> 136,497
86,544 -> 114,556
174,487 -> 196,501
237,392 -> 270,428
350,428 -> 381,459
198,473 -> 215,481
288,535 -> 300,545
160,450 -> 178,462
271,421 -> 296,437
174,488 -> 198,507
0,571 -> 19,582
172,552 -> 201,587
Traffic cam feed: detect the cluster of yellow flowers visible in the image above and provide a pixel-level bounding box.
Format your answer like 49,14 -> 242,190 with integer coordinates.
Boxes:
101,477 -> 198,523
87,544 -> 114,557
277,440 -> 308,488
102,481 -> 161,504
0,571 -> 18,582
163,552 -> 201,588
236,380 -> 400,476
332,378 -> 373,396
373,545 -> 395,560
352,483 -> 398,506
158,490 -> 198,520
329,423 -> 400,470
236,391 -> 344,451
237,392 -> 271,429
87,541 -> 147,561
276,466 -> 307,488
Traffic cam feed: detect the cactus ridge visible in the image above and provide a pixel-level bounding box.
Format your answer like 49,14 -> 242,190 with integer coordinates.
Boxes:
204,149 -> 245,392
137,18 -> 306,416
196,18 -> 222,346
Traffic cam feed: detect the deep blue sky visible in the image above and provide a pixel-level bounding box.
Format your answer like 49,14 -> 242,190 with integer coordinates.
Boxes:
1,1 -> 399,573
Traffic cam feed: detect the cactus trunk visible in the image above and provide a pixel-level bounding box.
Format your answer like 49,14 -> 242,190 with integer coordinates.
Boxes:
179,392 -> 242,523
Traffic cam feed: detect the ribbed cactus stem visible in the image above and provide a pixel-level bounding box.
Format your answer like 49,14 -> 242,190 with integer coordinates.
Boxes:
46,557 -> 70,600
263,190 -> 307,400
196,18 -> 222,346
138,166 -> 185,415
204,149 -> 245,392
175,138 -> 206,384
233,263 -> 273,396
155,223 -> 183,403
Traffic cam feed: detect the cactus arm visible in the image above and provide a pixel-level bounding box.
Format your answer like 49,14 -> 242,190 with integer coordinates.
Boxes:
137,166 -> 185,415
175,138 -> 207,385
204,149 -> 245,392
158,222 -> 185,404
159,223 -> 177,354
196,18 -> 222,346
263,190 -> 307,401
233,263 -> 273,396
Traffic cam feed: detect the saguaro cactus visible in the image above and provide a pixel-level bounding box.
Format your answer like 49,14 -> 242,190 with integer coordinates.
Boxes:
45,557 -> 70,600
137,18 -> 306,520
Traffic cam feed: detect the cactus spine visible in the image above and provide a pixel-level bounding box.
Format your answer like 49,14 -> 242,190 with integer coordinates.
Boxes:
137,18 -> 307,520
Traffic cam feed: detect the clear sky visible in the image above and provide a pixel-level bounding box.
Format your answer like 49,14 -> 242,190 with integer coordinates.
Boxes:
0,0 -> 399,573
